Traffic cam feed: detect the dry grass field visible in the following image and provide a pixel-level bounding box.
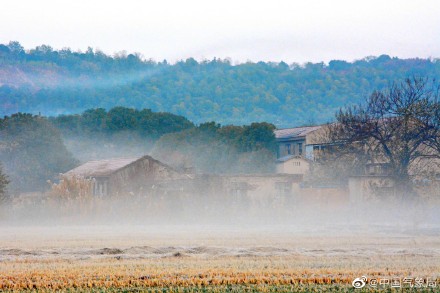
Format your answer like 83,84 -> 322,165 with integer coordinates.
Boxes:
0,225 -> 439,292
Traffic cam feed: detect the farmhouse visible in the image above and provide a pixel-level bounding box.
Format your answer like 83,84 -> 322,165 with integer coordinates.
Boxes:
275,126 -> 319,159
275,125 -> 329,161
63,154 -> 305,207
215,174 -> 302,200
64,155 -> 191,196
276,155 -> 311,176
274,124 -> 333,177
274,124 -> 398,202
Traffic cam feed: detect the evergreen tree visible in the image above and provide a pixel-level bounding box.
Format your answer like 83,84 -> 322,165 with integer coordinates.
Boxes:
0,113 -> 78,193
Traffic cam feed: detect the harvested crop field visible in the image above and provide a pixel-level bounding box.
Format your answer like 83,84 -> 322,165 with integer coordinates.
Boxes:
1,225 -> 439,292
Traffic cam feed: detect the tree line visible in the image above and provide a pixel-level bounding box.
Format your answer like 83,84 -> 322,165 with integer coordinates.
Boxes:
51,107 -> 194,139
152,121 -> 276,174
1,78 -> 439,199
1,41 -> 440,126
0,108 -> 277,196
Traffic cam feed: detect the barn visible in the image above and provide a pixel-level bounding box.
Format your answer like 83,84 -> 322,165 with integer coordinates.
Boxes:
64,155 -> 190,196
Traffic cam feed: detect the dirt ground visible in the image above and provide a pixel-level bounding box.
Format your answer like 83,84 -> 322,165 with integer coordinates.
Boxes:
0,224 -> 439,291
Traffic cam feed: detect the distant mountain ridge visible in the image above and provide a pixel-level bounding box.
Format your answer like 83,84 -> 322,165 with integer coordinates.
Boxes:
1,42 -> 439,127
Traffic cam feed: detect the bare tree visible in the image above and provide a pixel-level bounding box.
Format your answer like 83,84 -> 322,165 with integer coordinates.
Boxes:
422,95 -> 440,153
325,77 -> 440,197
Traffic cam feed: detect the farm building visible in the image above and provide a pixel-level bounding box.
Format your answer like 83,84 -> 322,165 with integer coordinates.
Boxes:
184,173 -> 304,209
348,163 -> 396,203
63,155 -> 305,206
276,155 -> 311,176
274,124 -> 334,177
275,125 -> 333,162
64,155 -> 191,196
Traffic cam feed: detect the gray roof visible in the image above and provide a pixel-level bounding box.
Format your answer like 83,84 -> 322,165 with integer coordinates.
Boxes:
276,155 -> 295,163
276,155 -> 312,163
65,157 -> 141,177
275,125 -> 321,139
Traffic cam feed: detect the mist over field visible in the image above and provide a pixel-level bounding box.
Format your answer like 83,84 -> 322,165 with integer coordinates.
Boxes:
1,43 -> 440,291
1,191 -> 440,291
1,0 -> 440,289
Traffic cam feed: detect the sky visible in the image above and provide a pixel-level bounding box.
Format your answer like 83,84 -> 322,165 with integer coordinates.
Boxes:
1,0 -> 439,64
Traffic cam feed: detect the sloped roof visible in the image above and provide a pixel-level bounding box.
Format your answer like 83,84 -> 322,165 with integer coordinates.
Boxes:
275,125 -> 321,139
65,157 -> 141,177
276,155 -> 312,163
276,155 -> 295,163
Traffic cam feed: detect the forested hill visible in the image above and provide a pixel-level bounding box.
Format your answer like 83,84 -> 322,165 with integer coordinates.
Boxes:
1,41 -> 440,127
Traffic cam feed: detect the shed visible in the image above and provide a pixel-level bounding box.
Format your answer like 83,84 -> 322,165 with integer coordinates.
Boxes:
64,155 -> 188,196
276,155 -> 311,176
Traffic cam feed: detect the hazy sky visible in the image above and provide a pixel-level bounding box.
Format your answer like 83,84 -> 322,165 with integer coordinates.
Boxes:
1,0 -> 439,63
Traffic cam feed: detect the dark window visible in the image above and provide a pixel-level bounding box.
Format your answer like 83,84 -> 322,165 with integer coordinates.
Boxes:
286,144 -> 291,155
298,143 -> 303,155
